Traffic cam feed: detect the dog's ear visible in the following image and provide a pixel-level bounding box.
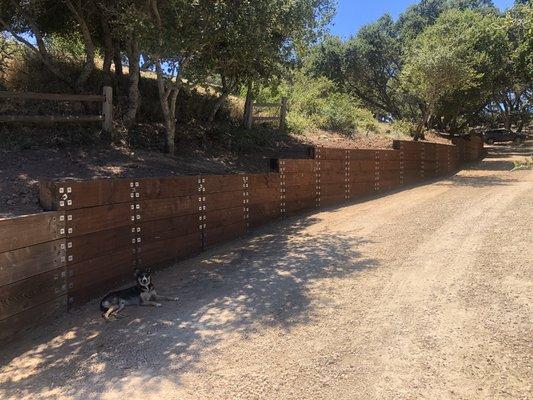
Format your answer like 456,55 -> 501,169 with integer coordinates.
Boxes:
134,269 -> 141,277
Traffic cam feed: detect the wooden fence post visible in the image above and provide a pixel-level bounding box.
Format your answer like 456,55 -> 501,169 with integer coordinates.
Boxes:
102,86 -> 113,132
279,97 -> 287,131
244,97 -> 254,129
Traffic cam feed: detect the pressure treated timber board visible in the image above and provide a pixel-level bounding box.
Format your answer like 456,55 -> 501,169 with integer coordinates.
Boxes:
347,149 -> 376,161
0,239 -> 66,286
0,295 -> 67,343
284,198 -> 317,216
321,182 -> 345,196
137,232 -> 202,268
321,194 -> 347,207
379,160 -> 402,170
140,196 -> 199,222
348,181 -> 375,197
284,185 -> 316,202
67,246 -> 134,281
138,214 -> 200,245
249,188 -> 281,204
276,159 -> 317,173
249,201 -> 281,227
248,173 -> 280,189
0,212 -> 65,253
378,179 -> 402,192
67,248 -> 135,305
40,179 -> 136,210
377,150 -> 402,161
318,160 -> 346,172
402,175 -> 423,184
0,267 -> 67,320
282,172 -> 316,188
65,226 -> 133,265
203,175 -> 249,194
347,173 -> 375,184
423,143 -> 437,160
205,207 -> 246,230
203,221 -> 247,248
312,147 -> 348,160
317,170 -> 345,183
402,168 -> 423,176
64,203 -> 134,237
347,160 -> 376,172
204,191 -> 246,212
138,176 -> 200,200
379,169 -> 401,179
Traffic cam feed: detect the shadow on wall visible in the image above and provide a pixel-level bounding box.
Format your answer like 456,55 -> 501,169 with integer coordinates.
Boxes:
0,214 -> 377,399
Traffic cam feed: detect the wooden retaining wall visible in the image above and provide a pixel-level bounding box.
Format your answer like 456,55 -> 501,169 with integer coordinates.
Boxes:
0,137 -> 484,343
0,212 -> 67,343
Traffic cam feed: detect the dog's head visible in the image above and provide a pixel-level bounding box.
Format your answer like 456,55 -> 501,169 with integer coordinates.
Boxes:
135,270 -> 152,287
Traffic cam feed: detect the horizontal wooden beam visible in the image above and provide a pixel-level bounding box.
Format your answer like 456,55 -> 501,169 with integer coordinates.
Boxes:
0,115 -> 103,123
0,91 -> 105,102
0,212 -> 65,253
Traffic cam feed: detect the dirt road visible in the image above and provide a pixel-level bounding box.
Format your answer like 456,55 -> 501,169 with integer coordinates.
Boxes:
1,143 -> 531,400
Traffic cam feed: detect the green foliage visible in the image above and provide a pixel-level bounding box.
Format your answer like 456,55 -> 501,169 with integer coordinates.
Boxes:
390,119 -> 417,136
46,32 -> 87,63
284,72 -> 378,134
512,156 -> 533,171
401,10 -> 484,114
0,34 -> 16,88
305,0 -> 531,134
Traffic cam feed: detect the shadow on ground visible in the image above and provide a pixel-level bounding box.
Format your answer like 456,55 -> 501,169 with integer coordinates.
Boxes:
435,143 -> 532,188
0,214 -> 377,399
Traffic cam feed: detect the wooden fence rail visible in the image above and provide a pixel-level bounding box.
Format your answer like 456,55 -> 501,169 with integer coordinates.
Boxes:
0,136 -> 484,343
244,97 -> 287,130
0,86 -> 113,132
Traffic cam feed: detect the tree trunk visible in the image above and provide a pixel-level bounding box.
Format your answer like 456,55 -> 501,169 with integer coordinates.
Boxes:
0,10 -> 72,87
243,81 -> 253,127
208,92 -> 230,123
124,36 -> 140,127
113,43 -> 123,78
100,12 -> 114,87
208,75 -> 233,123
64,0 -> 95,91
413,109 -> 430,141
155,60 -> 182,155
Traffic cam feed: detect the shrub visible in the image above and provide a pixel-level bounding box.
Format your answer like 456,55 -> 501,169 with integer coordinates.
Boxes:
391,119 -> 417,136
284,72 -> 379,135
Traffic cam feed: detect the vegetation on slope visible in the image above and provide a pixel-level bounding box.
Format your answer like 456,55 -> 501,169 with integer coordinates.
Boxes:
0,0 -> 531,154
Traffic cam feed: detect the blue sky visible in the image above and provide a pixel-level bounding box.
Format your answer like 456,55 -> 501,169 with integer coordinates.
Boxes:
329,0 -> 516,38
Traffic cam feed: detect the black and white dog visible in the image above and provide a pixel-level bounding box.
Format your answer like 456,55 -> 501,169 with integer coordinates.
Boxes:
100,270 -> 178,319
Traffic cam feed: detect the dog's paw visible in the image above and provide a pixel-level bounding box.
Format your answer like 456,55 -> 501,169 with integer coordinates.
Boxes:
156,303 -> 162,307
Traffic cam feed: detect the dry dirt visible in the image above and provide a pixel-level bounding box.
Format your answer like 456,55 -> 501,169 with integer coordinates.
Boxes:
0,130 -> 442,218
0,143 -> 531,400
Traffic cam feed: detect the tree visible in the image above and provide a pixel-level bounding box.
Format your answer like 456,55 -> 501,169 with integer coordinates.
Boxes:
142,0 -> 334,153
397,0 -> 496,42
489,3 -> 533,131
0,0 -> 98,91
304,35 -> 345,85
401,9 -> 488,139
202,0 -> 335,123
343,15 -> 405,119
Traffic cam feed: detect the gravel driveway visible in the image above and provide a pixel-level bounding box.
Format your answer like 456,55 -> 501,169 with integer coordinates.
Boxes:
1,143 -> 531,400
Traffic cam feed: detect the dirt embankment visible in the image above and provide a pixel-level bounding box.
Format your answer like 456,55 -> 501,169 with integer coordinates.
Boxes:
0,130 -> 446,218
